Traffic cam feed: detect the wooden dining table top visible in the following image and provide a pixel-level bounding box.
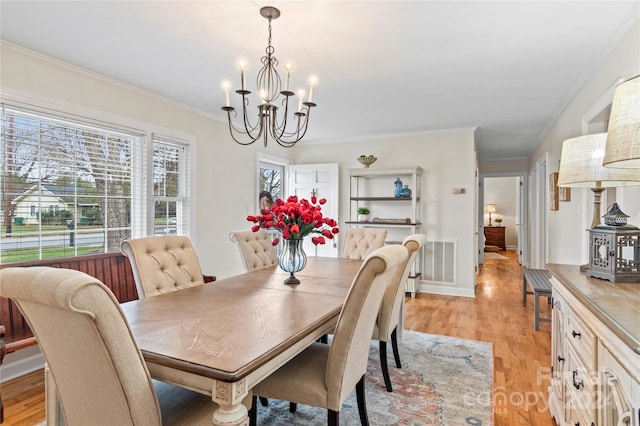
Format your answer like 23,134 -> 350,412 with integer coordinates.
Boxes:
120,256 -> 363,383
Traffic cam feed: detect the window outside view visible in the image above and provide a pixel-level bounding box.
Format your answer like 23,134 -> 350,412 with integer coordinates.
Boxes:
258,161 -> 284,210
1,105 -> 190,264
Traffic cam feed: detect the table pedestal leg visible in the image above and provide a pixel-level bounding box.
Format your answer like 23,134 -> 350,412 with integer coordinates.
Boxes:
211,378 -> 249,426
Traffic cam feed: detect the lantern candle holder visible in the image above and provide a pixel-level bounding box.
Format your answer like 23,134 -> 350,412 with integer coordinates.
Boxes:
587,203 -> 640,283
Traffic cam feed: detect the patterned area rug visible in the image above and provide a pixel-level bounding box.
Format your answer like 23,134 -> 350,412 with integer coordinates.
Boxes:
484,252 -> 509,260
254,331 -> 493,425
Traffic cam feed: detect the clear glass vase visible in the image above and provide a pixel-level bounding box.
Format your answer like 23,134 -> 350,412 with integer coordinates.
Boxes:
278,238 -> 307,284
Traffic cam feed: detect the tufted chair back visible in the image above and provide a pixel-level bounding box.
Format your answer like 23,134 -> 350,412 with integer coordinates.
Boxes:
0,266 -> 246,425
229,229 -> 278,272
341,228 -> 387,259
374,233 -> 428,341
121,236 -> 206,299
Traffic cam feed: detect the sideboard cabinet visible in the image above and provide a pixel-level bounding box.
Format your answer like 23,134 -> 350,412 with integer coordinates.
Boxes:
547,264 -> 640,426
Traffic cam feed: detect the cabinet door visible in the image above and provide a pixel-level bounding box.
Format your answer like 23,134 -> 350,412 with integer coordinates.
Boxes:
600,369 -> 633,426
550,296 -> 567,423
599,344 -> 637,426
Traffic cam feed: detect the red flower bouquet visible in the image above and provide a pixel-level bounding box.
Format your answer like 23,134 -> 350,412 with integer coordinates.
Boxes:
246,195 -> 339,246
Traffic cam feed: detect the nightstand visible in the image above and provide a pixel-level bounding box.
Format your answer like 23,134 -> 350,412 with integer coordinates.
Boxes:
484,226 -> 506,250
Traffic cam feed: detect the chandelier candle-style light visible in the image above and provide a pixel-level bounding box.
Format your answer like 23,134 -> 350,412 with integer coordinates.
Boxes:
221,6 -> 317,148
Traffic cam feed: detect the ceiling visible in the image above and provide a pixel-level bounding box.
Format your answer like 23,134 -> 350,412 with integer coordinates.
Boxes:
1,1 -> 637,161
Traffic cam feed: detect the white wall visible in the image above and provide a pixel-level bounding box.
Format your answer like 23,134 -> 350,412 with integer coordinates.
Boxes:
0,42 -> 295,280
293,130 -> 478,296
1,43 -> 479,380
484,177 -> 519,248
529,12 -> 640,265
1,40 -> 478,308
0,39 -> 480,294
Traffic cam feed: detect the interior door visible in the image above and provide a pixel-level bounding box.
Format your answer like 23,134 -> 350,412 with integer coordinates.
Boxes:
288,163 -> 339,257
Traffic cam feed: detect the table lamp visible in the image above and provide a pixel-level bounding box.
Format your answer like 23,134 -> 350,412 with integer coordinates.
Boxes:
557,133 -> 640,228
603,75 -> 640,169
486,204 -> 497,226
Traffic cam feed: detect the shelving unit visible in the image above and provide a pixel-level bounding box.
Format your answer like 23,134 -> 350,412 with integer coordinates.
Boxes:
346,166 -> 423,296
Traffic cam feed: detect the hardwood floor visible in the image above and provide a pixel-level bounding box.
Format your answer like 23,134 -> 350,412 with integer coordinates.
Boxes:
1,250 -> 554,425
405,250 -> 554,425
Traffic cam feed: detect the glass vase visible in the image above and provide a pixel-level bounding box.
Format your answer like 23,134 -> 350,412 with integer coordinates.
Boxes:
394,178 -> 404,198
278,238 -> 307,284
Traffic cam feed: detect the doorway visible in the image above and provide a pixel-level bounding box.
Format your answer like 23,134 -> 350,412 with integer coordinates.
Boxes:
478,172 -> 528,267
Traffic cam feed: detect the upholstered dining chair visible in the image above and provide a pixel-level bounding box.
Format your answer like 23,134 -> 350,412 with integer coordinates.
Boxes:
121,235 -> 214,299
0,266 -> 249,426
251,244 -> 409,426
229,229 -> 278,272
373,233 -> 427,392
341,228 -> 387,260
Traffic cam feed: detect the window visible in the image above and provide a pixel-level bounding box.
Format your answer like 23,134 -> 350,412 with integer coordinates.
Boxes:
258,157 -> 286,210
0,103 -> 192,263
152,136 -> 190,236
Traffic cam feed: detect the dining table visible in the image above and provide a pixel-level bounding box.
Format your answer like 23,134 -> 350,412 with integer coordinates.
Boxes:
120,256 -> 363,426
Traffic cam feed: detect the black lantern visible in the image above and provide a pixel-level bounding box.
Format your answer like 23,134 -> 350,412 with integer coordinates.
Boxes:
587,204 -> 640,283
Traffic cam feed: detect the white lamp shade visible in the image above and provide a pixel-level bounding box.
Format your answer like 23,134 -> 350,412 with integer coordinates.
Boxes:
603,75 -> 640,169
486,204 -> 496,213
557,133 -> 640,187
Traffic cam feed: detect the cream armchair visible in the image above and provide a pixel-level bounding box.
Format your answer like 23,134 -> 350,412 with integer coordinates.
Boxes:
341,228 -> 387,259
121,235 -> 214,299
0,266 -> 234,425
251,244 -> 409,425
373,233 -> 427,392
229,229 -> 278,272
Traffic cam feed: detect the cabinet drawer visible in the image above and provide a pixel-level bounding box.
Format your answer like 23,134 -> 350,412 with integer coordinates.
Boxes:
566,309 -> 596,368
566,344 -> 596,424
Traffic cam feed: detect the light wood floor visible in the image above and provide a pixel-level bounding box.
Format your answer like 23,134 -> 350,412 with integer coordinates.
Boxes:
2,250 -> 554,425
405,250 -> 554,425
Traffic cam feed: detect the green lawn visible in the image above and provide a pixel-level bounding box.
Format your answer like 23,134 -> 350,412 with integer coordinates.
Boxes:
1,245 -> 102,264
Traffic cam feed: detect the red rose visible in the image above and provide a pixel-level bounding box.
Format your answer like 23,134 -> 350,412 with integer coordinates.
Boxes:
319,198 -> 326,204
271,237 -> 280,246
290,224 -> 300,234
251,225 -> 260,232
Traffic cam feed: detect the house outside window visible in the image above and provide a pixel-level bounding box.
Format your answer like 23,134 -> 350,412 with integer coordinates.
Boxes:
1,103 -> 192,264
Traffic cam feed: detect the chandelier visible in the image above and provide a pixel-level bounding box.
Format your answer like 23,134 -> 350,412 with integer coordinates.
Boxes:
221,6 -> 317,148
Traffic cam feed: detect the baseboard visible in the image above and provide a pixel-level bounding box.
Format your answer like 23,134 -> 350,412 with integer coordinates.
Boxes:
0,345 -> 45,382
418,282 -> 475,298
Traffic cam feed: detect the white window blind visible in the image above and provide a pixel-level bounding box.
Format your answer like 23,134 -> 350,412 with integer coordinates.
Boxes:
1,103 -> 146,262
151,135 -> 191,236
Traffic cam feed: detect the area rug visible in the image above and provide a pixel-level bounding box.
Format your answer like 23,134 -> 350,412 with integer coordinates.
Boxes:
254,331 -> 493,425
484,252 -> 509,260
